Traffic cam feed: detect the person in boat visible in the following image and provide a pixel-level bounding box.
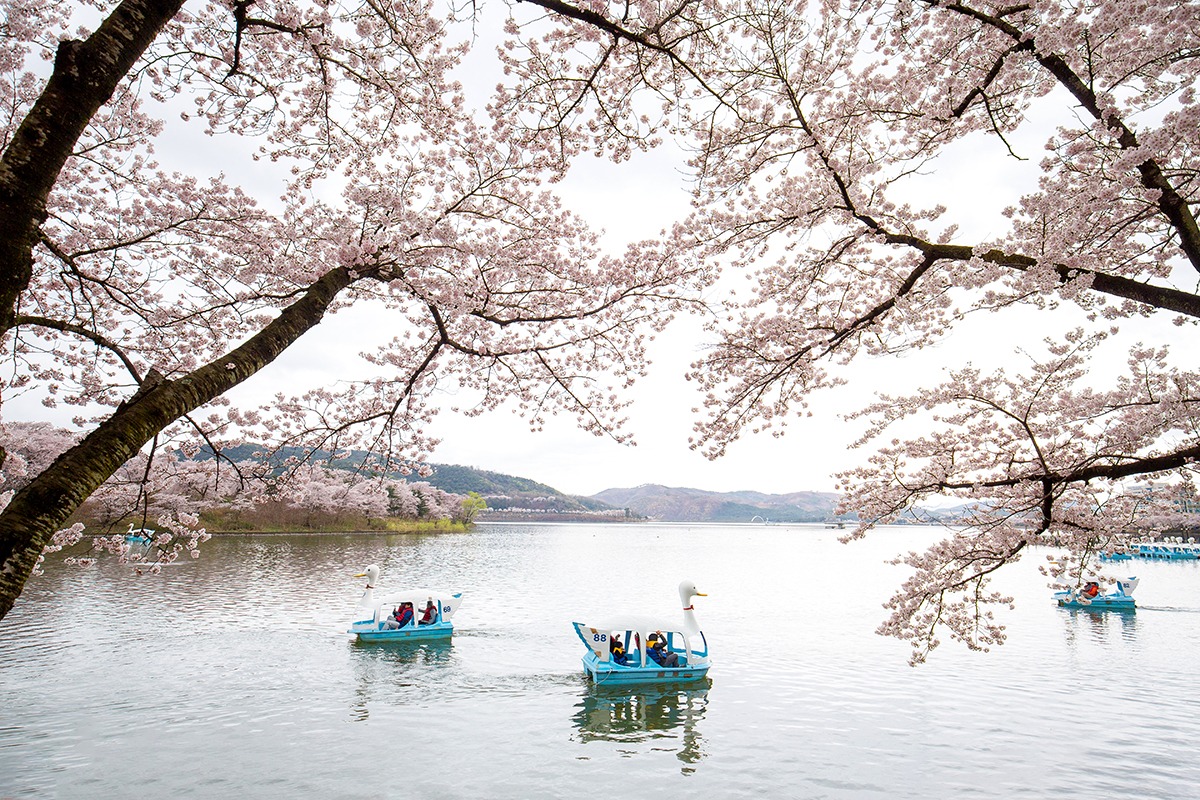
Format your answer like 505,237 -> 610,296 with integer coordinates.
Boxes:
1083,582 -> 1101,599
418,599 -> 438,625
383,602 -> 414,630
610,634 -> 628,665
647,631 -> 680,667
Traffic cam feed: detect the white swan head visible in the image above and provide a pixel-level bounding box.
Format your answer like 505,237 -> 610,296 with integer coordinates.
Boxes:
678,581 -> 707,634
678,580 -> 706,608
353,564 -> 380,609
354,564 -> 381,588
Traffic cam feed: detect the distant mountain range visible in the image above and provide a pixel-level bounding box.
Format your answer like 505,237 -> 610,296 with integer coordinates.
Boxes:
419,465 -> 849,523
590,484 -> 844,523
423,466 -> 965,524
190,445 -> 866,523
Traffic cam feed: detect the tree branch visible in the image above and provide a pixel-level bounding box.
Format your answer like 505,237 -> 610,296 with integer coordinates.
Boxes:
0,0 -> 187,334
933,0 -> 1200,274
0,265 -> 357,621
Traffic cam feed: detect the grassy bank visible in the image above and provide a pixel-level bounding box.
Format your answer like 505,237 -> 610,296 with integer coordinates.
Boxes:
196,510 -> 472,534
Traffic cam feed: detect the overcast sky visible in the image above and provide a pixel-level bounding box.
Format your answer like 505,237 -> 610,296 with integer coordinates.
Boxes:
7,12 -> 1188,500
219,126 -> 1058,499
396,91 -> 1186,498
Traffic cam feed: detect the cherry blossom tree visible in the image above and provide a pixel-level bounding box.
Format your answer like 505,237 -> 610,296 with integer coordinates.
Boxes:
535,0 -> 1199,659
0,0 -> 707,621
837,331 -> 1198,661
489,0 -> 1200,657
3,0 -> 1198,663
0,423 -> 473,569
0,422 -> 78,499
386,480 -> 421,520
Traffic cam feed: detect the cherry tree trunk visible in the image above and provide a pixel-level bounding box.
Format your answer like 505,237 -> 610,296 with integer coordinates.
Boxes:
0,266 -> 356,621
0,0 -> 191,622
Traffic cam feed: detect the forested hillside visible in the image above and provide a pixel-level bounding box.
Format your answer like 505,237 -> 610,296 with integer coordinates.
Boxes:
202,447 -> 848,521
195,446 -> 618,517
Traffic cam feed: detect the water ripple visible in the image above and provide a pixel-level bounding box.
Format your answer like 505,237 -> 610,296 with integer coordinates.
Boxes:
4,526 -> 1200,798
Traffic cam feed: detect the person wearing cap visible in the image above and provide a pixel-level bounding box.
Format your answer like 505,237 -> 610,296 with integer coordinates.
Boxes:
610,633 -> 628,665
647,630 -> 679,667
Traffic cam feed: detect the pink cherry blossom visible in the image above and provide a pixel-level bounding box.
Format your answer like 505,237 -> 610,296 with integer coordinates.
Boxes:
1,0 -> 1198,663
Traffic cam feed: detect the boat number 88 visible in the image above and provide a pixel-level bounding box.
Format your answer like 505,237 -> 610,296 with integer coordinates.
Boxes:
593,633 -> 607,642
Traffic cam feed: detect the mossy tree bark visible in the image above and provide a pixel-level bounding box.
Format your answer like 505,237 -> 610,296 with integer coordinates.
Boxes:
0,265 -> 356,621
0,0 -> 363,621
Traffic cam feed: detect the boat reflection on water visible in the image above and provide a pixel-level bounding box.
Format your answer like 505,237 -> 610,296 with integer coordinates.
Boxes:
350,636 -> 456,663
348,638 -> 456,721
1058,605 -> 1139,646
572,681 -> 711,773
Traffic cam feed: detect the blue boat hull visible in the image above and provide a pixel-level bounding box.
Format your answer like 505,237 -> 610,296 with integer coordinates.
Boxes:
349,620 -> 453,642
1053,593 -> 1135,610
1136,546 -> 1199,560
581,653 -> 710,685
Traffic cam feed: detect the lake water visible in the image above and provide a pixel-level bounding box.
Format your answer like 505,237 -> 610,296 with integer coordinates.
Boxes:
3,522 -> 1200,798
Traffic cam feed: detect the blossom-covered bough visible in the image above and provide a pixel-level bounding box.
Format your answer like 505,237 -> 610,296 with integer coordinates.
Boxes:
1,0 -> 1198,665
0,0 -> 709,622
669,0 -> 1200,662
497,0 -> 1200,659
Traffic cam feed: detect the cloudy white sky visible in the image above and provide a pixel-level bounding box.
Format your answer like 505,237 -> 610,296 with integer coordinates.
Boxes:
401,90 -> 1186,499
7,9 -> 1188,500
225,120 -> 1058,499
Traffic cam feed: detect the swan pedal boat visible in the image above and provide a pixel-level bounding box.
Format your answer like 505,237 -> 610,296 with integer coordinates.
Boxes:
572,581 -> 710,686
124,523 -> 154,543
347,564 -> 463,642
1134,544 -> 1200,560
1054,577 -> 1138,610
1101,544 -> 1200,561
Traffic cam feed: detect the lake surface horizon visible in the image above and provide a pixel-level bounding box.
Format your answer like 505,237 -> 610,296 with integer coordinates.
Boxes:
3,522 -> 1199,798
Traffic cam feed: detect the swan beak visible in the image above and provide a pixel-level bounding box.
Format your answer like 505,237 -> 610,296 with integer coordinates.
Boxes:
695,592 -> 708,596
354,572 -> 367,578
